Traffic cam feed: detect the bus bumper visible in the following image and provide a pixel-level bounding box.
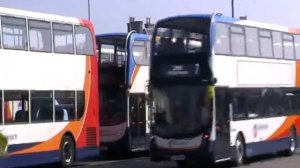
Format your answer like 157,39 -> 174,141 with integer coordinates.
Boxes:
149,137 -> 213,162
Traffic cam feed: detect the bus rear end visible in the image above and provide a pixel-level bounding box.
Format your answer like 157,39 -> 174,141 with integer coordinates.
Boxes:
149,15 -> 215,165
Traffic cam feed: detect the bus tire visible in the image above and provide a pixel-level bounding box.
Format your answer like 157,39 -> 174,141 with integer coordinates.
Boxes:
284,128 -> 297,156
60,135 -> 75,168
234,134 -> 245,166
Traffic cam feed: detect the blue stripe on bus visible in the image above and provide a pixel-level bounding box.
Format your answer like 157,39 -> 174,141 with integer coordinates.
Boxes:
0,147 -> 98,168
8,142 -> 41,153
155,14 -> 239,26
214,15 -> 239,23
245,137 -> 290,157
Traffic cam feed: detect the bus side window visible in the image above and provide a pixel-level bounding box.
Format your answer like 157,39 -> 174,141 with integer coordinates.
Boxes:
216,91 -> 230,123
55,91 -> 75,121
232,94 -> 247,120
77,91 -> 85,119
31,91 -> 53,122
173,38 -> 185,53
4,90 -> 29,124
158,37 -> 171,54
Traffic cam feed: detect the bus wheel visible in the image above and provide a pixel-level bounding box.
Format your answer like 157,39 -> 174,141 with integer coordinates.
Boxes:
234,135 -> 245,166
60,135 -> 75,168
284,128 -> 297,156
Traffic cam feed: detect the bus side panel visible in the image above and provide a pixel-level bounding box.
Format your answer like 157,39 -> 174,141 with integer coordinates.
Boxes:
0,150 -> 59,168
231,115 -> 300,157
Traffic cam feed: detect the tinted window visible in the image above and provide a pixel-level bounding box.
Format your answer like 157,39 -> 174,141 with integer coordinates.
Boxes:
272,31 -> 283,59
4,90 -> 29,124
75,26 -> 94,55
231,88 -> 300,121
29,20 -> 52,52
31,91 -> 53,122
55,91 -> 75,121
77,91 -> 85,119
2,16 -> 27,50
215,23 -> 230,54
232,92 -> 248,120
53,23 -> 74,54
245,27 -> 259,57
154,27 -> 208,55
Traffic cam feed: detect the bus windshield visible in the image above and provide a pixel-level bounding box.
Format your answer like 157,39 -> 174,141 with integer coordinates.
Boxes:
100,44 -> 126,65
153,17 -> 210,56
151,86 -> 212,138
150,17 -> 212,85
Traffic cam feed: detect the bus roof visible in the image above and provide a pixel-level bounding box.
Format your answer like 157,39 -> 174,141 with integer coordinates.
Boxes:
96,32 -> 149,45
96,33 -> 127,46
155,13 -> 295,32
0,6 -> 80,24
96,33 -> 127,39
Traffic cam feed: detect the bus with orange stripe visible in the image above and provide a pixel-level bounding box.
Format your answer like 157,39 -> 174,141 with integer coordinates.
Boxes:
0,7 -> 99,168
148,13 -> 300,167
96,32 -> 151,156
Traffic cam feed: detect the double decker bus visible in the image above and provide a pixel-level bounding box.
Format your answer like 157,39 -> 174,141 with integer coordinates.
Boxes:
149,13 -> 300,166
96,32 -> 151,155
0,7 -> 99,168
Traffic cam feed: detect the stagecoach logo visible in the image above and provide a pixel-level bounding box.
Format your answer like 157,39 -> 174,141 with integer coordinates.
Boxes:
253,124 -> 269,138
253,124 -> 258,138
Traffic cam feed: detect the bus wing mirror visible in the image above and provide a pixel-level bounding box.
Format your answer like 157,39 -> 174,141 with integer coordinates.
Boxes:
212,77 -> 217,84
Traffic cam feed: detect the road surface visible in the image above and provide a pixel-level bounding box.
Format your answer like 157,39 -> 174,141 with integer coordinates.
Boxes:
73,154 -> 300,168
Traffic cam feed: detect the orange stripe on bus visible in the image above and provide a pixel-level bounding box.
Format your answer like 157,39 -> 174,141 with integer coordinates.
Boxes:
131,65 -> 140,85
267,116 -> 298,140
10,122 -> 82,155
295,62 -> 300,87
10,57 -> 93,156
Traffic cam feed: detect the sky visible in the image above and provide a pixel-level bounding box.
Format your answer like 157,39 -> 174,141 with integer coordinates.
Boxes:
0,0 -> 299,34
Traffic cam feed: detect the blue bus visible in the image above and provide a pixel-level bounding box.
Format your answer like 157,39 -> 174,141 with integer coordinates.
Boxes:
96,32 -> 151,156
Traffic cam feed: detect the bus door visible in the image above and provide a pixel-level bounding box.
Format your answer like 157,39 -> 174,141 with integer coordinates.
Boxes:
215,87 -> 231,160
129,94 -> 146,150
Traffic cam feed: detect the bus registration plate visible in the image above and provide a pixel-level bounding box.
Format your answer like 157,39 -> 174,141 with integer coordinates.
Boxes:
170,155 -> 185,161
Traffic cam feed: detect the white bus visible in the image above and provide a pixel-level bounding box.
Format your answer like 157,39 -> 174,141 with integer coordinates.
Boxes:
0,7 -> 99,168
149,14 -> 300,167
